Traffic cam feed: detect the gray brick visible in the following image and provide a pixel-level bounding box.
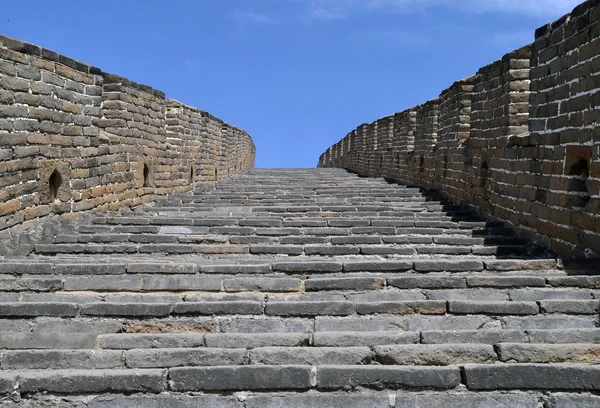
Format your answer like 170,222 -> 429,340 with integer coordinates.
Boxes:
498,343 -> 600,364
463,364 -> 600,390
224,278 -> 301,292
357,301 -> 446,315
426,289 -> 509,301
466,276 -> 546,288
0,302 -> 77,317
422,329 -> 528,344
126,262 -> 198,274
484,259 -> 557,271
272,261 -> 342,272
250,245 -> 303,255
313,331 -> 419,346
448,301 -> 539,315
0,75 -> 30,91
549,394 -> 600,408
375,344 -> 496,365
125,348 -> 246,368
200,264 -> 271,274
414,260 -> 483,272
315,316 -> 409,332
306,277 -> 385,291
142,276 -> 221,291
305,245 -> 360,255
317,365 -> 460,390
18,369 -> 167,394
501,316 -> 597,330
169,366 -> 312,391
80,303 -> 172,317
205,333 -> 309,348
509,289 -> 593,300
90,395 -> 241,408
221,317 -> 313,333
64,276 -> 143,291
0,277 -> 62,291
539,300 -> 600,314
526,329 -> 600,343
344,261 -> 412,272
394,394 -> 538,408
98,333 -> 206,349
246,394 -> 390,408
249,346 -> 372,365
0,373 -> 15,395
266,301 -> 353,316
0,350 -> 124,369
388,276 -> 466,289
55,264 -> 126,275
173,301 -> 263,315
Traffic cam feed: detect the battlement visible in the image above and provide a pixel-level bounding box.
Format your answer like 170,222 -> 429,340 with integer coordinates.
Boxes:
319,0 -> 600,259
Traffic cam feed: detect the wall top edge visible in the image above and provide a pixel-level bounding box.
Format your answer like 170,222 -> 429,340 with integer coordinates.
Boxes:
167,98 -> 252,138
102,72 -> 166,99
0,34 -> 101,75
439,76 -> 476,97
535,0 -> 597,39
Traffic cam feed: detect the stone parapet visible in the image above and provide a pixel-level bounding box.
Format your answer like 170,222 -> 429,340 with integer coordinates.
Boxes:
318,0 -> 599,258
0,35 -> 255,232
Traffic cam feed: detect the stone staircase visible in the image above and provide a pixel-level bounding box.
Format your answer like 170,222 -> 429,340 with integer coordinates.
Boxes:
0,168 -> 599,407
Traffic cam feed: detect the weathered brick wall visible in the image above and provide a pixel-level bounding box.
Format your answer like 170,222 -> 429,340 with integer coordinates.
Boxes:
528,1 -> 600,256
0,35 -> 255,232
319,0 -> 599,258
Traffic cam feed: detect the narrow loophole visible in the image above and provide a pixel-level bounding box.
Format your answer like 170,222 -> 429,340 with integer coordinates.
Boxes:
443,155 -> 448,178
480,161 -> 489,188
568,159 -> 590,210
419,156 -> 424,172
143,163 -> 150,187
49,169 -> 62,202
189,166 -> 195,184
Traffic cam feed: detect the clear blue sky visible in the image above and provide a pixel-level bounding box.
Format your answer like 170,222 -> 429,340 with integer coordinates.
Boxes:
1,0 -> 580,168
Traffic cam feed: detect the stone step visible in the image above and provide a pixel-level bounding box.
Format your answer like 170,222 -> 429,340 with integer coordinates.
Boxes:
3,328 -> 600,351
8,273 -> 597,294
1,364 -> 599,397
0,259 -> 562,276
3,343 -> 600,370
1,300 -> 594,317
89,392 -> 597,408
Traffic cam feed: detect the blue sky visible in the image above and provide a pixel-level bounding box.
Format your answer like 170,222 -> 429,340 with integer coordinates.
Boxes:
1,0 -> 581,168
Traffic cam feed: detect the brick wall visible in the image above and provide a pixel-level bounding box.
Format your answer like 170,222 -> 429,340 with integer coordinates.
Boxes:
0,35 -> 255,232
319,0 -> 599,259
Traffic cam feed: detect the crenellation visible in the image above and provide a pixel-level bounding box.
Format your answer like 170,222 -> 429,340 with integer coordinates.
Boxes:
320,0 -> 599,259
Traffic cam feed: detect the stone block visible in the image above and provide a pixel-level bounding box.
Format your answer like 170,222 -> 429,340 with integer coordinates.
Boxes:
169,366 -> 312,391
463,364 -> 600,390
317,366 -> 460,390
18,369 -> 167,394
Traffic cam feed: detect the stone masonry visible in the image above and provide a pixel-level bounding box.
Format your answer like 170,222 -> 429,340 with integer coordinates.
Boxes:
319,0 -> 599,259
0,1 -> 600,406
0,35 -> 255,234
